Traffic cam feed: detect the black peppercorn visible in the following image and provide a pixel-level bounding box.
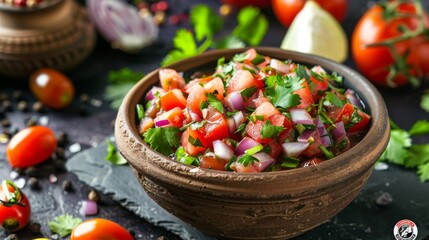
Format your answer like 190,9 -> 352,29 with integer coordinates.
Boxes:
53,160 -> 65,172
57,132 -> 68,146
12,90 -> 24,101
32,101 -> 44,113
1,118 -> 11,128
26,118 -> 38,127
29,222 -> 41,234
2,100 -> 12,111
17,100 -> 29,112
80,94 -> 90,103
28,177 -> 39,190
25,166 -> 38,177
62,180 -> 73,192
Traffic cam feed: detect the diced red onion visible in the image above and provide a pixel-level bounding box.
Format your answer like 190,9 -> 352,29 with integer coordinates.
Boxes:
314,117 -> 324,128
202,108 -> 209,119
154,119 -> 170,127
145,87 -> 165,101
225,91 -> 245,111
320,135 -> 332,147
282,142 -> 310,158
345,89 -> 363,109
213,140 -> 234,161
232,111 -> 245,126
81,200 -> 98,216
87,0 -> 158,52
270,59 -> 290,73
190,111 -> 202,122
290,108 -> 313,125
331,121 -> 346,140
298,130 -> 317,143
227,118 -> 236,133
235,137 -> 261,156
253,152 -> 275,172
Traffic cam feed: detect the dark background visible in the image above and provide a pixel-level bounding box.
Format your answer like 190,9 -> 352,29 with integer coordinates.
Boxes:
1,0 -> 429,239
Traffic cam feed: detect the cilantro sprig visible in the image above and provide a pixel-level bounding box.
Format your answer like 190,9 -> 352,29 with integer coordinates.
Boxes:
143,127 -> 181,156
48,214 -> 82,237
162,5 -> 268,66
104,68 -> 145,109
261,120 -> 284,139
379,119 -> 429,182
265,74 -> 304,109
105,139 -> 128,165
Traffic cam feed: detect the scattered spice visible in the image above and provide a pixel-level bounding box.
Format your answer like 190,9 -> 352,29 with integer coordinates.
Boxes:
2,100 -> 13,111
28,177 -> 39,190
25,166 -> 38,177
57,132 -> 68,146
49,174 -> 58,184
55,146 -> 66,158
62,180 -> 73,192
90,98 -> 103,107
219,4 -> 232,17
26,118 -> 38,127
375,192 -> 393,206
17,100 -> 28,112
88,189 -> 100,202
79,94 -> 90,103
29,222 -> 41,234
12,90 -> 23,100
0,133 -> 9,144
32,101 -> 44,112
1,118 -> 11,127
38,116 -> 50,126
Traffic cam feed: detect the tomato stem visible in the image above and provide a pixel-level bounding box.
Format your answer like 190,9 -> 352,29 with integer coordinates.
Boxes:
365,0 -> 427,87
0,180 -> 25,208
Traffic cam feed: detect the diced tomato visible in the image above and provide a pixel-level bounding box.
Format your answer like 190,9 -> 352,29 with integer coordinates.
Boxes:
348,110 -> 371,132
264,140 -> 282,159
204,77 -> 225,100
302,131 -> 323,157
182,76 -> 213,94
295,80 -> 314,109
309,66 -> 328,100
268,114 -> 285,127
300,158 -> 324,167
200,156 -> 227,171
333,103 -> 355,123
246,120 -> 270,143
181,128 -> 208,156
257,56 -> 271,69
250,90 -> 269,108
154,107 -> 185,128
187,84 -> 207,116
241,48 -> 257,64
160,89 -> 186,111
251,102 -> 281,121
203,107 -> 229,143
227,70 -> 257,94
159,69 -> 186,91
138,117 -> 154,134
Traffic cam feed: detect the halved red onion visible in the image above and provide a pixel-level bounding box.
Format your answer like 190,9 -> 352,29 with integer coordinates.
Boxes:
154,119 -> 170,127
282,142 -> 309,158
87,0 -> 158,52
298,130 -> 317,143
290,108 -> 313,125
254,152 -> 275,172
145,87 -> 165,101
225,91 -> 245,111
345,89 -> 363,109
331,121 -> 346,140
270,59 -> 290,73
235,137 -> 261,156
213,140 -> 234,161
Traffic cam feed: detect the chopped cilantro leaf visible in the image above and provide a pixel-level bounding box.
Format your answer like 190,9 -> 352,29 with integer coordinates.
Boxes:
405,144 -> 429,168
143,127 -> 181,156
175,146 -> 200,166
225,155 -> 237,171
235,122 -> 247,136
48,215 -> 82,237
237,154 -> 259,167
265,74 -> 304,109
232,52 -> 247,62
252,54 -> 266,65
217,57 -> 225,67
379,129 -> 411,165
105,68 -> 145,109
325,92 -> 346,107
295,65 -> 310,82
261,120 -> 284,139
408,120 -> 429,136
421,92 -> 429,113
241,86 -> 257,100
207,94 -> 224,113
349,109 -> 363,124
200,101 -> 208,110
105,139 -> 128,165
310,70 -> 325,82
281,157 -> 300,168
255,115 -> 265,121
188,135 -> 203,147
417,161 -> 429,182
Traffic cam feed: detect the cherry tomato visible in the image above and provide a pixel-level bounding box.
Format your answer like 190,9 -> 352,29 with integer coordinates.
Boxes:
30,68 -> 75,109
7,126 -> 57,168
0,180 -> 31,232
272,0 -> 347,27
352,1 -> 429,87
221,0 -> 271,8
71,218 -> 133,240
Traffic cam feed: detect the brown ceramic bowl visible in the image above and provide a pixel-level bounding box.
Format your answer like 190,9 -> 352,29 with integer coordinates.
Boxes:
115,47 -> 390,239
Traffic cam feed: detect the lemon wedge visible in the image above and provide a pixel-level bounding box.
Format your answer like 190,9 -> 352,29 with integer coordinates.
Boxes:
280,1 -> 348,62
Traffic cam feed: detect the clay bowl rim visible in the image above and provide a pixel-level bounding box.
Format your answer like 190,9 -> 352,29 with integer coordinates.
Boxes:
117,47 -> 389,194
0,0 -> 62,12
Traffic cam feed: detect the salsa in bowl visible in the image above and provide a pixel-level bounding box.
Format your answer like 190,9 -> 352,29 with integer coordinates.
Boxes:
115,47 -> 389,239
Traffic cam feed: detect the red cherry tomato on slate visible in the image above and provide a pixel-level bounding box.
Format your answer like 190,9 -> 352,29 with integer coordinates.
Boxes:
272,0 -> 347,27
352,2 -> 429,87
0,180 -> 31,232
30,68 -> 75,109
222,0 -> 271,8
7,126 -> 57,168
71,218 -> 134,240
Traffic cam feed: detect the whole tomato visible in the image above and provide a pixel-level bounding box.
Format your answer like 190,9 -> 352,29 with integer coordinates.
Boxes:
30,68 -> 75,109
0,180 -> 31,232
71,218 -> 134,240
272,0 -> 347,27
352,1 -> 429,87
7,126 -> 57,168
222,0 -> 271,8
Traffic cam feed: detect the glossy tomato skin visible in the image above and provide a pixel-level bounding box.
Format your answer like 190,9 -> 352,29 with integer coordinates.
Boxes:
7,126 -> 57,168
0,182 -> 31,232
352,3 -> 429,87
71,218 -> 133,240
272,0 -> 347,27
30,68 -> 75,109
